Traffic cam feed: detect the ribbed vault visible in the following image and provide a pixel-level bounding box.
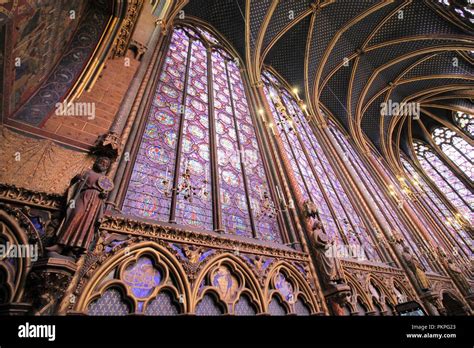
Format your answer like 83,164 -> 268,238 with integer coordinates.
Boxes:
181,0 -> 474,168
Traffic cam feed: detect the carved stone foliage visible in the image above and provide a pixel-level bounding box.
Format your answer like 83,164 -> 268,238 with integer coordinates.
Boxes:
0,126 -> 94,194
99,214 -> 308,261
66,216 -> 322,315
0,184 -> 62,211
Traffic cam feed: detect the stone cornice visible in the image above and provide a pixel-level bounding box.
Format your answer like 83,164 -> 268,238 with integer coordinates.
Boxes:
0,184 -> 62,210
99,214 -> 309,261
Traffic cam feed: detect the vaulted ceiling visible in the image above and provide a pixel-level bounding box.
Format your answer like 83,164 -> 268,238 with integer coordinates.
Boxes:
181,0 -> 474,165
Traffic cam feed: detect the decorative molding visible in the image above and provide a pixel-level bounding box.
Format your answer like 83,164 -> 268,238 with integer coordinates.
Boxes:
111,0 -> 144,58
341,260 -> 405,277
99,214 -> 309,261
0,184 -> 62,211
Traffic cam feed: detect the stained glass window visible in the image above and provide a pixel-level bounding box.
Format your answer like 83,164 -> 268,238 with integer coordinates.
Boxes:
123,26 -> 282,243
432,127 -> 473,180
435,0 -> 474,25
262,70 -> 382,262
401,156 -> 472,261
329,122 -> 433,270
453,111 -> 474,136
412,140 -> 473,223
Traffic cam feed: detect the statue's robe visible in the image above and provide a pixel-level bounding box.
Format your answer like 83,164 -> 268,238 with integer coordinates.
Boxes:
403,251 -> 431,291
56,170 -> 106,252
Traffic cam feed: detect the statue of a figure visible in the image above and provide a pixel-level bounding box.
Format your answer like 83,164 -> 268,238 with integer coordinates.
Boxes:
46,157 -> 114,257
447,259 -> 473,294
309,220 -> 344,285
402,246 -> 431,291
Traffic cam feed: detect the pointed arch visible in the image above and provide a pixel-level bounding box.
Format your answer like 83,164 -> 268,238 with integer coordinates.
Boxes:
76,242 -> 191,315
191,252 -> 264,315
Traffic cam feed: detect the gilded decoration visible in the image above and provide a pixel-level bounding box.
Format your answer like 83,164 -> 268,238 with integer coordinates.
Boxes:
111,0 -> 144,58
0,0 -> 472,319
98,214 -> 309,261
0,126 -> 93,194
67,226 -> 321,315
265,264 -> 317,315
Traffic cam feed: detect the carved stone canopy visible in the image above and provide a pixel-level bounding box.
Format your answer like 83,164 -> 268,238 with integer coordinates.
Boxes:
303,200 -> 318,219
91,132 -> 121,160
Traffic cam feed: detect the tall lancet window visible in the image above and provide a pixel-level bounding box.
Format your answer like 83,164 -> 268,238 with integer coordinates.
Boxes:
412,140 -> 472,223
401,156 -> 472,260
432,127 -> 473,181
122,26 -> 282,243
329,123 -> 432,270
261,70 -> 382,262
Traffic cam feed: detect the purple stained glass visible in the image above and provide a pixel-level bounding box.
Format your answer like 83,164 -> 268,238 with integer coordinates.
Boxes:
123,26 -> 283,243
432,127 -> 473,181
454,111 -> 474,137
402,156 -> 472,260
212,50 -> 252,237
175,38 -> 213,230
262,70 -> 381,261
228,62 -> 281,242
413,141 -> 472,222
329,122 -> 433,270
122,28 -> 188,221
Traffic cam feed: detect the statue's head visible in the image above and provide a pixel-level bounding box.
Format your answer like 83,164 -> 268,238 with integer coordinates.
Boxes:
93,156 -> 111,173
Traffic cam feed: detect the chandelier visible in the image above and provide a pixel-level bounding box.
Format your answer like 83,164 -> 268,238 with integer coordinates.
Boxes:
252,186 -> 277,219
157,161 -> 209,202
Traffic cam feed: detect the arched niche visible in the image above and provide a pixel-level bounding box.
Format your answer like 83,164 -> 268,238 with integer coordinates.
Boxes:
344,272 -> 374,315
367,275 -> 398,316
192,253 -> 264,315
76,242 -> 190,315
264,262 -> 318,316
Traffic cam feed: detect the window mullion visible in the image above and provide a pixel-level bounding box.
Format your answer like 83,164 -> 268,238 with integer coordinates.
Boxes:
224,59 -> 257,238
169,37 -> 194,223
207,46 -> 224,232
